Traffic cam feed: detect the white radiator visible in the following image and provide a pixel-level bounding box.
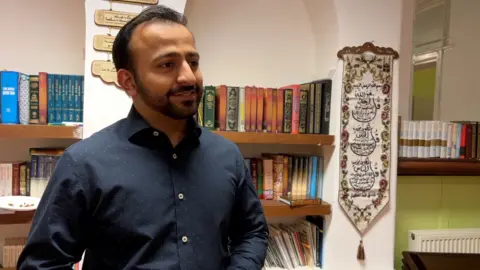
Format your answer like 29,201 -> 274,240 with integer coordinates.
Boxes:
408,228 -> 480,253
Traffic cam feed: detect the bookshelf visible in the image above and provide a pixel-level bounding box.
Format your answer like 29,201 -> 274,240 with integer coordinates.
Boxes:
398,158 -> 480,176
0,125 -> 83,140
0,211 -> 34,225
0,199 -> 332,225
262,200 -> 331,217
214,131 -> 334,146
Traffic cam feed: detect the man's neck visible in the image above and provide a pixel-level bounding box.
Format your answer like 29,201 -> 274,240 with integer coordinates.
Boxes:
133,103 -> 188,147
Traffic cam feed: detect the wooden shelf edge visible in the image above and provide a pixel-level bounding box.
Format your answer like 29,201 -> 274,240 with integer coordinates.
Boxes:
398,158 -> 480,176
213,131 -> 334,146
0,124 -> 83,140
0,200 -> 331,225
0,211 -> 34,225
261,199 -> 331,217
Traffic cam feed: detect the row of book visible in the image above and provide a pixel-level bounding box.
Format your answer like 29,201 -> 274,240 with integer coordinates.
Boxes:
263,217 -> 323,269
0,70 -> 84,125
0,148 -> 62,199
399,120 -> 480,159
197,79 -> 332,135
245,154 -> 324,203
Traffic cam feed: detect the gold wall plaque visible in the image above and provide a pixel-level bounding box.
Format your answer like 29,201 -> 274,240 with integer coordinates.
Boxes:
91,60 -> 120,87
94,10 -> 138,28
93,35 -> 115,52
112,0 -> 159,4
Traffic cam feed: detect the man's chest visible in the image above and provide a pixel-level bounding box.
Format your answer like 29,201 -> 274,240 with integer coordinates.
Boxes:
89,147 -> 238,240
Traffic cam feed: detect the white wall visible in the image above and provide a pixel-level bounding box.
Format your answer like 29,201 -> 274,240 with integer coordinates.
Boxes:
0,0 -> 85,75
439,0 -> 480,121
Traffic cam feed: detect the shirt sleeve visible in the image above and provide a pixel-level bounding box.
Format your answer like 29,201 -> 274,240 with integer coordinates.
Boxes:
227,153 -> 269,270
17,151 -> 92,270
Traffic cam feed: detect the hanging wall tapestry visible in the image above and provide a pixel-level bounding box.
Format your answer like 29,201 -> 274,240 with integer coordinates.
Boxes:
337,42 -> 399,260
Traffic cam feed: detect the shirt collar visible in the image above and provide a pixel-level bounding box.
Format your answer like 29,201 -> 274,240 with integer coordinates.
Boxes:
125,105 -> 202,143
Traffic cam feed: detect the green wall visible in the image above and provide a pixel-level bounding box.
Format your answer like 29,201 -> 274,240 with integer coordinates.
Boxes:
394,176 -> 480,269
412,66 -> 436,120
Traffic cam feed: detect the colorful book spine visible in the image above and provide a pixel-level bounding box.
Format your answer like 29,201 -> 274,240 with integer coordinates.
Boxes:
0,71 -> 20,124
19,73 -> 30,125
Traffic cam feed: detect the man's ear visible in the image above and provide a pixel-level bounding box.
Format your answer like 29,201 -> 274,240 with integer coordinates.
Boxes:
117,69 -> 137,97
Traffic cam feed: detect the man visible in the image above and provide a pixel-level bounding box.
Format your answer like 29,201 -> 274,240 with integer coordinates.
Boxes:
17,5 -> 268,270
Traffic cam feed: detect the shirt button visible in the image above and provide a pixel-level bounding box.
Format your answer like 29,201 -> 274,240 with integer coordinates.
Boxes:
172,153 -> 177,159
182,236 -> 188,243
153,131 -> 159,136
178,193 -> 184,200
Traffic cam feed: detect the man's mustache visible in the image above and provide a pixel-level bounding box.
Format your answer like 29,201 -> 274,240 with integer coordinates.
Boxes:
168,85 -> 200,96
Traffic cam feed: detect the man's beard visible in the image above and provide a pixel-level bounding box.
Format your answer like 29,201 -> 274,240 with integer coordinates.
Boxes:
134,76 -> 202,120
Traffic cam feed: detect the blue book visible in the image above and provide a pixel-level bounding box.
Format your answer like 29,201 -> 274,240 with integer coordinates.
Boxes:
0,71 -> 20,124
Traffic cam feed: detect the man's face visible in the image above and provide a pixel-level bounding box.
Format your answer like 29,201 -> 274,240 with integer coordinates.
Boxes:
127,21 -> 203,120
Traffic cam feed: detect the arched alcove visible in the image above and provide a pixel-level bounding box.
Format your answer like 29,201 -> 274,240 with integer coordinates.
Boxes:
184,0 -> 340,87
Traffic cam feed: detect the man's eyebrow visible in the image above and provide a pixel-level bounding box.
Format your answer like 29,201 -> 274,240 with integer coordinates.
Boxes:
152,52 -> 200,62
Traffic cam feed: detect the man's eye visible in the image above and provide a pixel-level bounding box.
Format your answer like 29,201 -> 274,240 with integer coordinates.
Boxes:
160,62 -> 175,68
189,61 -> 199,67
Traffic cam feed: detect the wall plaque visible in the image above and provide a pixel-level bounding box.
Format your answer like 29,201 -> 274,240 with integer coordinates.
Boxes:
94,10 -> 138,28
91,60 -> 119,87
93,35 -> 115,52
337,42 -> 399,261
112,0 -> 159,4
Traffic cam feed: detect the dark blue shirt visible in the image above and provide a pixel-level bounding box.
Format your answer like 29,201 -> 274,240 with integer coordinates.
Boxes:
17,107 -> 268,270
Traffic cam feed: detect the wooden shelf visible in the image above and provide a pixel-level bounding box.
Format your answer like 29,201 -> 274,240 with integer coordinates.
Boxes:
0,211 -> 34,225
0,124 -> 82,140
0,200 -> 330,225
261,199 -> 331,217
213,131 -> 334,146
398,158 -> 480,176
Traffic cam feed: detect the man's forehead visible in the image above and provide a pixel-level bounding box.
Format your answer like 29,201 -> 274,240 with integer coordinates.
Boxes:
131,21 -> 194,50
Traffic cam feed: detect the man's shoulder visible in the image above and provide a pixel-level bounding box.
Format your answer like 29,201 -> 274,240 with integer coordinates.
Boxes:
200,128 -> 239,149
63,120 -> 125,162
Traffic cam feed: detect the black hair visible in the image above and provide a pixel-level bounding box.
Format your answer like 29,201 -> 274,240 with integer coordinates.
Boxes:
112,5 -> 188,72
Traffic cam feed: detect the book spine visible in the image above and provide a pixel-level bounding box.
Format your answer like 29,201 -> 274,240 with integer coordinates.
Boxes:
283,89 -> 292,133
291,85 -> 300,134
73,76 -> 81,122
0,71 -> 20,124
238,86 -> 245,132
19,74 -> 30,125
262,159 -> 273,200
39,72 -> 48,124
244,86 -> 251,132
203,86 -> 215,130
314,82 -> 322,134
250,87 -> 257,131
54,75 -> 62,123
12,163 -> 20,196
20,163 -> 27,196
226,86 -> 239,131
250,159 -> 257,192
263,88 -> 273,132
68,75 -> 75,122
276,88 -> 284,133
47,74 -> 55,123
299,88 -> 308,134
271,89 -> 277,133
320,80 -> 332,134
256,87 -> 264,132
307,83 -> 315,134
215,85 -> 227,131
61,75 -> 68,122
